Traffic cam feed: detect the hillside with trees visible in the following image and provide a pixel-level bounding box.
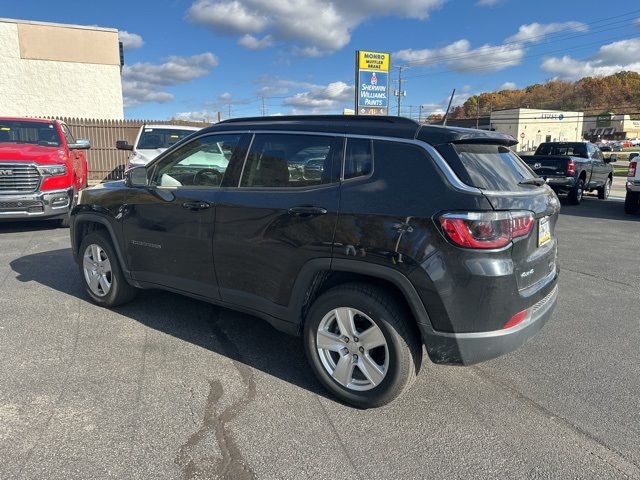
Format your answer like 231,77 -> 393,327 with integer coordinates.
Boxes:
446,71 -> 640,120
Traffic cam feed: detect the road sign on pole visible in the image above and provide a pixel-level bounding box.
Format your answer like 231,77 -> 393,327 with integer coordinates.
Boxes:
355,50 -> 390,116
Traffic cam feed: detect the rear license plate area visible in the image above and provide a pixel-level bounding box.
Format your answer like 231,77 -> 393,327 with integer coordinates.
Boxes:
538,216 -> 551,247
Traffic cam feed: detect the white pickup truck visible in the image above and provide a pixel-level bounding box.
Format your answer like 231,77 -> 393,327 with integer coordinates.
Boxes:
625,152 -> 640,214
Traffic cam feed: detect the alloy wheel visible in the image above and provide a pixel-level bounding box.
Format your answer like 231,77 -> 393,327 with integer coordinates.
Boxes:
316,307 -> 389,391
83,244 -> 112,297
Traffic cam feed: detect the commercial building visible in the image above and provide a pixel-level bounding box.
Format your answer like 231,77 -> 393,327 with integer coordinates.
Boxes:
0,18 -> 124,119
490,108 -> 584,152
583,114 -> 640,141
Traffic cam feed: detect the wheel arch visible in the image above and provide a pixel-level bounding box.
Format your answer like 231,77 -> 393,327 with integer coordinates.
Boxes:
288,258 -> 433,335
72,213 -> 130,277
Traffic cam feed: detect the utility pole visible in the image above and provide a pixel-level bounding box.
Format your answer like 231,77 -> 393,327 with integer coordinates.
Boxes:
394,66 -> 406,117
419,105 -> 424,124
476,97 -> 480,129
409,105 -> 413,120
228,104 -> 232,119
260,96 -> 267,116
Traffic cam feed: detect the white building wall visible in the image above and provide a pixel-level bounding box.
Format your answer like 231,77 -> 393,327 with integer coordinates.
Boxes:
0,22 -> 124,119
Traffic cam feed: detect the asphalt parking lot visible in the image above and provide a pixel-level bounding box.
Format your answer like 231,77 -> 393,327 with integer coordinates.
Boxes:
1,196 -> 639,480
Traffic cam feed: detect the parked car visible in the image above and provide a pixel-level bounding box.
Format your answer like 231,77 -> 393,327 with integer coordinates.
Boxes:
70,116 -> 559,408
610,142 -> 623,152
116,124 -> 202,168
0,117 -> 90,226
630,138 -> 640,147
521,142 -> 615,205
599,144 -> 612,152
625,152 -> 640,214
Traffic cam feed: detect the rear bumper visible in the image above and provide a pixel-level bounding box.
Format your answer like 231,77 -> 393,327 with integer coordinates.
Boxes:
545,177 -> 574,191
627,180 -> 640,193
0,188 -> 73,220
419,284 -> 558,365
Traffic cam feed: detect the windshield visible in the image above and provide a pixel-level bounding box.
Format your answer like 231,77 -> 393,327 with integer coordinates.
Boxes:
535,143 -> 587,158
0,121 -> 61,147
136,128 -> 196,150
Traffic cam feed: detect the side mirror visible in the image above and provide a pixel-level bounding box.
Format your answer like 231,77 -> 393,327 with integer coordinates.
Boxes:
116,140 -> 134,151
125,166 -> 148,187
630,152 -> 639,161
69,139 -> 91,150
606,154 -> 617,163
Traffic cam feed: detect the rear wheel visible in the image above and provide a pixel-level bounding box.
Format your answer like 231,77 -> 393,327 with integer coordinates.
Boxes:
568,178 -> 584,205
624,191 -> 640,214
303,283 -> 421,408
79,231 -> 137,307
597,177 -> 612,200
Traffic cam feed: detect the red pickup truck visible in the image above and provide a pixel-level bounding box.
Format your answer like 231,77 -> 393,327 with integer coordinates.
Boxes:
0,117 -> 90,226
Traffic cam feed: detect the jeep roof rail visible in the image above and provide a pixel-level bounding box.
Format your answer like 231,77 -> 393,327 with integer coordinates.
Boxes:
219,115 -> 419,126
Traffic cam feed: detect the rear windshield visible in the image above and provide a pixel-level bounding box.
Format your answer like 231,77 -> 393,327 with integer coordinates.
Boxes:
0,121 -> 61,147
137,128 -> 196,149
535,143 -> 587,158
438,143 -> 535,191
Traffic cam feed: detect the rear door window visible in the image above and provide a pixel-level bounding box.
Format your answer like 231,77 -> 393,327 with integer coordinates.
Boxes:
440,143 -> 536,191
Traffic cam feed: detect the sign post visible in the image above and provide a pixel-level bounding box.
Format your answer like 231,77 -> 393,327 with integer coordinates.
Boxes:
355,50 -> 390,116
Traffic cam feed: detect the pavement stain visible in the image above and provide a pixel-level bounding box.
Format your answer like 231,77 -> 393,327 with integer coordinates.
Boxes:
175,309 -> 257,480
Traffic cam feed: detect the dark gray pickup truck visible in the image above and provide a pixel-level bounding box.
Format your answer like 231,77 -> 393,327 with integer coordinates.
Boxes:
521,142 -> 615,205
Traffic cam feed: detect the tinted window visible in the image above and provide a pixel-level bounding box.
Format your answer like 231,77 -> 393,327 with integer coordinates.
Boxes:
0,120 -> 61,147
451,144 -> 535,190
240,134 -> 340,188
535,143 -> 587,158
344,138 -> 373,179
137,128 -> 197,149
153,134 -> 241,188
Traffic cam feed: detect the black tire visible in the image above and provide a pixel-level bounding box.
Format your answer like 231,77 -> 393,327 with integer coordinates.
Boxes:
568,178 -> 584,205
597,177 -> 612,200
78,231 -> 137,307
303,282 -> 422,408
624,191 -> 640,214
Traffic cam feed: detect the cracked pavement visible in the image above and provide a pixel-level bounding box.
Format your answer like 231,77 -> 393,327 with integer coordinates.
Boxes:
0,196 -> 639,479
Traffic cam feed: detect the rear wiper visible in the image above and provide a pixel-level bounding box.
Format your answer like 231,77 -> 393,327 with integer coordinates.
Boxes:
519,178 -> 546,186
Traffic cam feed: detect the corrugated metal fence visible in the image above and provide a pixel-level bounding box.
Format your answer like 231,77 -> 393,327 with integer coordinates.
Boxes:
52,118 -> 210,181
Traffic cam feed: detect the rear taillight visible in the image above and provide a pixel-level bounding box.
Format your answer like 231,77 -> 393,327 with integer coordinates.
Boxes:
439,211 -> 535,249
566,160 -> 576,176
629,161 -> 637,178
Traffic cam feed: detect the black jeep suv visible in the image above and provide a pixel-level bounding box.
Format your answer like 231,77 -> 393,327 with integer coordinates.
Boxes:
70,116 -> 559,408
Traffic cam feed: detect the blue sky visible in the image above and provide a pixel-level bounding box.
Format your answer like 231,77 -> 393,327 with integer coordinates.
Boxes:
4,1 -> 640,120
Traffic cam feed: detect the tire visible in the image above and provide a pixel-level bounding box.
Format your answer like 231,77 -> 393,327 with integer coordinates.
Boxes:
78,231 -> 137,307
624,191 -> 640,215
303,282 -> 422,408
568,178 -> 584,205
597,177 -> 612,200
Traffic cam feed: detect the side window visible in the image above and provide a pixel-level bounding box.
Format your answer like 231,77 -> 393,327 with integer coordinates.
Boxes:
152,134 -> 242,188
586,144 -> 595,158
60,123 -> 75,145
595,149 -> 604,161
344,138 -> 373,180
240,134 -> 340,188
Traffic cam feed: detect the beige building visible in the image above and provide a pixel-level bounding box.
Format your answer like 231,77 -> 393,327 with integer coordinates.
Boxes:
583,114 -> 640,141
490,108 -> 584,152
0,18 -> 124,119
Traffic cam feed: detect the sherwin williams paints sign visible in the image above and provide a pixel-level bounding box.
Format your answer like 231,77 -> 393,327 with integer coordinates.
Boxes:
356,51 -> 390,115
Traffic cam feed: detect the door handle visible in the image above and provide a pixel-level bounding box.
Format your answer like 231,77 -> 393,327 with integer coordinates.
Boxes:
288,206 -> 328,216
182,201 -> 211,210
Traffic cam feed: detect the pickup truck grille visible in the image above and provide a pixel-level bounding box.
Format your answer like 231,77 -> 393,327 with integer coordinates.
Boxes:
0,164 -> 41,193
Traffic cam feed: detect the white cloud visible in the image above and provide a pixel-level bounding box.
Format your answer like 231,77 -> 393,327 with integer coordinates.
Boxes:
188,0 -> 443,54
634,17 -> 640,27
395,40 -> 524,72
122,53 -> 219,107
476,0 -> 502,6
173,110 -> 217,122
500,81 -> 517,90
119,30 -> 144,49
541,38 -> 640,80
255,75 -> 317,96
238,34 -> 274,50
283,81 -> 354,110
506,21 -> 587,43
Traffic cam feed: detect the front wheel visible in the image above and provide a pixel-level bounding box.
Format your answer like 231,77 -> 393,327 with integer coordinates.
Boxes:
303,283 -> 422,408
597,177 -> 612,200
625,191 -> 640,214
79,231 -> 137,307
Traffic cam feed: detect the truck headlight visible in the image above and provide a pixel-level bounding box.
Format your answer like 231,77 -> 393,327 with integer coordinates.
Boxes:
37,164 -> 67,176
